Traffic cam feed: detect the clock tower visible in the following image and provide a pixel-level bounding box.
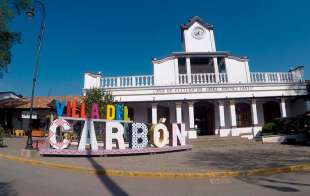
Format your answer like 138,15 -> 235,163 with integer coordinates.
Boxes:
181,16 -> 216,52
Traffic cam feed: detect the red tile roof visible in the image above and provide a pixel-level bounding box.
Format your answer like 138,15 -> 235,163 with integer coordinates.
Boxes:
16,96 -> 83,109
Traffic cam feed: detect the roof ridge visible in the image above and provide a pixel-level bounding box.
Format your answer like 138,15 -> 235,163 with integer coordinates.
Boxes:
181,16 -> 213,30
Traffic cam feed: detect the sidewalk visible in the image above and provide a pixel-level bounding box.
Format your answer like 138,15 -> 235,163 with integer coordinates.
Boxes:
1,137 -> 310,173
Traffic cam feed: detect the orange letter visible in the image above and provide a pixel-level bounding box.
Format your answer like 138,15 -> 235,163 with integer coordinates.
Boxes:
80,102 -> 86,118
66,101 -> 72,117
71,99 -> 79,118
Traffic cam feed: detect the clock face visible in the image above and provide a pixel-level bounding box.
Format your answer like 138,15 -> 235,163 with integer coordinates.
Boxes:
192,26 -> 205,40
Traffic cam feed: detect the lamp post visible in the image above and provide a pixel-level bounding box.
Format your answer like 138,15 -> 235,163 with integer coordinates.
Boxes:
25,0 -> 46,150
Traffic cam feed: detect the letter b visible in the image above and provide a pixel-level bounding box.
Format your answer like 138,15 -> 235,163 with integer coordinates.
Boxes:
129,123 -> 148,149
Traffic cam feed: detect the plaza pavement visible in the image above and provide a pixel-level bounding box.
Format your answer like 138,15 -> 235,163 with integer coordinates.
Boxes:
1,137 -> 310,174
1,157 -> 310,196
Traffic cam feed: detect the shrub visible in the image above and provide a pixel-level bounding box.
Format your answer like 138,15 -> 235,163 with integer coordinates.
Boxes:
0,125 -> 4,139
262,122 -> 278,135
262,114 -> 310,136
0,125 -> 5,147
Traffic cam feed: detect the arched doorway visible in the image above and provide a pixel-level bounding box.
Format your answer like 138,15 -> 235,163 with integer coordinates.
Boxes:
263,101 -> 281,123
158,106 -> 170,127
194,101 -> 215,135
236,102 -> 252,127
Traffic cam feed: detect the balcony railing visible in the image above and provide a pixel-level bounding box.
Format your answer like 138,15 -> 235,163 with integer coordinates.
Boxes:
100,72 -> 303,88
101,75 -> 154,88
179,73 -> 228,85
250,72 -> 302,83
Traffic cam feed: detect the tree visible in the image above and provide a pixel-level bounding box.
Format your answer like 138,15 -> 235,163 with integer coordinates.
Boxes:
0,0 -> 32,76
83,88 -> 114,118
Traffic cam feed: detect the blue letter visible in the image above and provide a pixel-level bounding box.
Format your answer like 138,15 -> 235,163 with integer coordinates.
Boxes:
56,100 -> 66,117
115,104 -> 123,120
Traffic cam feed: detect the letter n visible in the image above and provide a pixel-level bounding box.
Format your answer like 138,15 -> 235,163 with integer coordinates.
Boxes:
171,123 -> 186,146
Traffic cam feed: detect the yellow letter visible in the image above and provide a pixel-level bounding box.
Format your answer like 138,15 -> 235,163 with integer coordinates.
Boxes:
106,104 -> 115,120
123,106 -> 129,121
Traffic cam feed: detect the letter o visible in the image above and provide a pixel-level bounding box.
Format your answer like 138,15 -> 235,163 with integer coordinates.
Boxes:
150,123 -> 169,148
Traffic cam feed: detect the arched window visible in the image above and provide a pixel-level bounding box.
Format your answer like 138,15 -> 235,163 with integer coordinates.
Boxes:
236,103 -> 252,127
263,101 -> 281,123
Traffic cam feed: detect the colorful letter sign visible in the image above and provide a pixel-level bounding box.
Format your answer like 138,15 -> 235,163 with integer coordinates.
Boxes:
48,119 -> 71,150
50,99 -> 187,153
150,123 -> 169,148
171,123 -> 186,146
105,121 -> 125,150
91,104 -> 100,119
106,104 -> 115,120
129,123 -> 148,149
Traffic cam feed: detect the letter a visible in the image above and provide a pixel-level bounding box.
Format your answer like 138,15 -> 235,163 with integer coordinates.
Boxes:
91,104 -> 100,119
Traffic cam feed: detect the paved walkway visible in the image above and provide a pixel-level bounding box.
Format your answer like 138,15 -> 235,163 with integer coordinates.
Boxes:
1,137 -> 310,173
1,157 -> 310,196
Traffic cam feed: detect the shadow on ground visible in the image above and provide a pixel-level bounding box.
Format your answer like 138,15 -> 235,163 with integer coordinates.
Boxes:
187,146 -> 310,170
87,157 -> 129,196
236,172 -> 310,192
0,182 -> 17,196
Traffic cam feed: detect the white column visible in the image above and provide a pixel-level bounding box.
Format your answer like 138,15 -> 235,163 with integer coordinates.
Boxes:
186,57 -> 191,83
280,98 -> 287,118
251,99 -> 258,126
151,103 -> 157,124
116,77 -> 121,88
176,102 -> 182,123
305,99 -> 310,112
219,101 -> 225,128
174,58 -> 179,85
230,100 -> 237,127
213,57 -> 220,82
132,76 -> 136,87
188,102 -> 194,129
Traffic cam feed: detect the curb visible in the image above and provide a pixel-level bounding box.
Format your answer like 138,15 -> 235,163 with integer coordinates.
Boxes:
1,153 -> 310,179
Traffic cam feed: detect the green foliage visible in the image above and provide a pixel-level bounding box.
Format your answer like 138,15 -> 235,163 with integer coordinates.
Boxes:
104,91 -> 114,104
0,124 -> 4,138
262,122 -> 278,135
0,0 -> 32,74
83,88 -> 114,118
262,115 -> 310,135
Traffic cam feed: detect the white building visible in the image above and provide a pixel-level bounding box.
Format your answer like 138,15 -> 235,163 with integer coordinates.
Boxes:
83,16 -> 308,139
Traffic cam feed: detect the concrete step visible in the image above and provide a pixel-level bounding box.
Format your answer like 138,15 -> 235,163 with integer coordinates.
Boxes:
187,135 -> 254,146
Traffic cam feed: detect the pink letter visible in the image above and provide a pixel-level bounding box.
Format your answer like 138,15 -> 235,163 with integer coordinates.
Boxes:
91,104 -> 99,119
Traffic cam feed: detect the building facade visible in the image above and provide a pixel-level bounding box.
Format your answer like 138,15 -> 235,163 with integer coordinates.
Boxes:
83,16 -> 308,139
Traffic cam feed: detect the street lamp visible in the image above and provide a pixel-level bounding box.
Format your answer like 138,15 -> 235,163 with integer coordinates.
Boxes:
25,0 -> 46,150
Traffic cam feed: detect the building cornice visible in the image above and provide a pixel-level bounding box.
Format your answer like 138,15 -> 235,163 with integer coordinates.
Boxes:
152,51 -> 248,63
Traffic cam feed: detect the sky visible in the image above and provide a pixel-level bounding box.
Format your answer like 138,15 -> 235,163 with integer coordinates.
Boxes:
0,0 -> 309,96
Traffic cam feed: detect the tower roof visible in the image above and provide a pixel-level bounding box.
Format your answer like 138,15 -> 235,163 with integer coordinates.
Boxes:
180,16 -> 214,30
